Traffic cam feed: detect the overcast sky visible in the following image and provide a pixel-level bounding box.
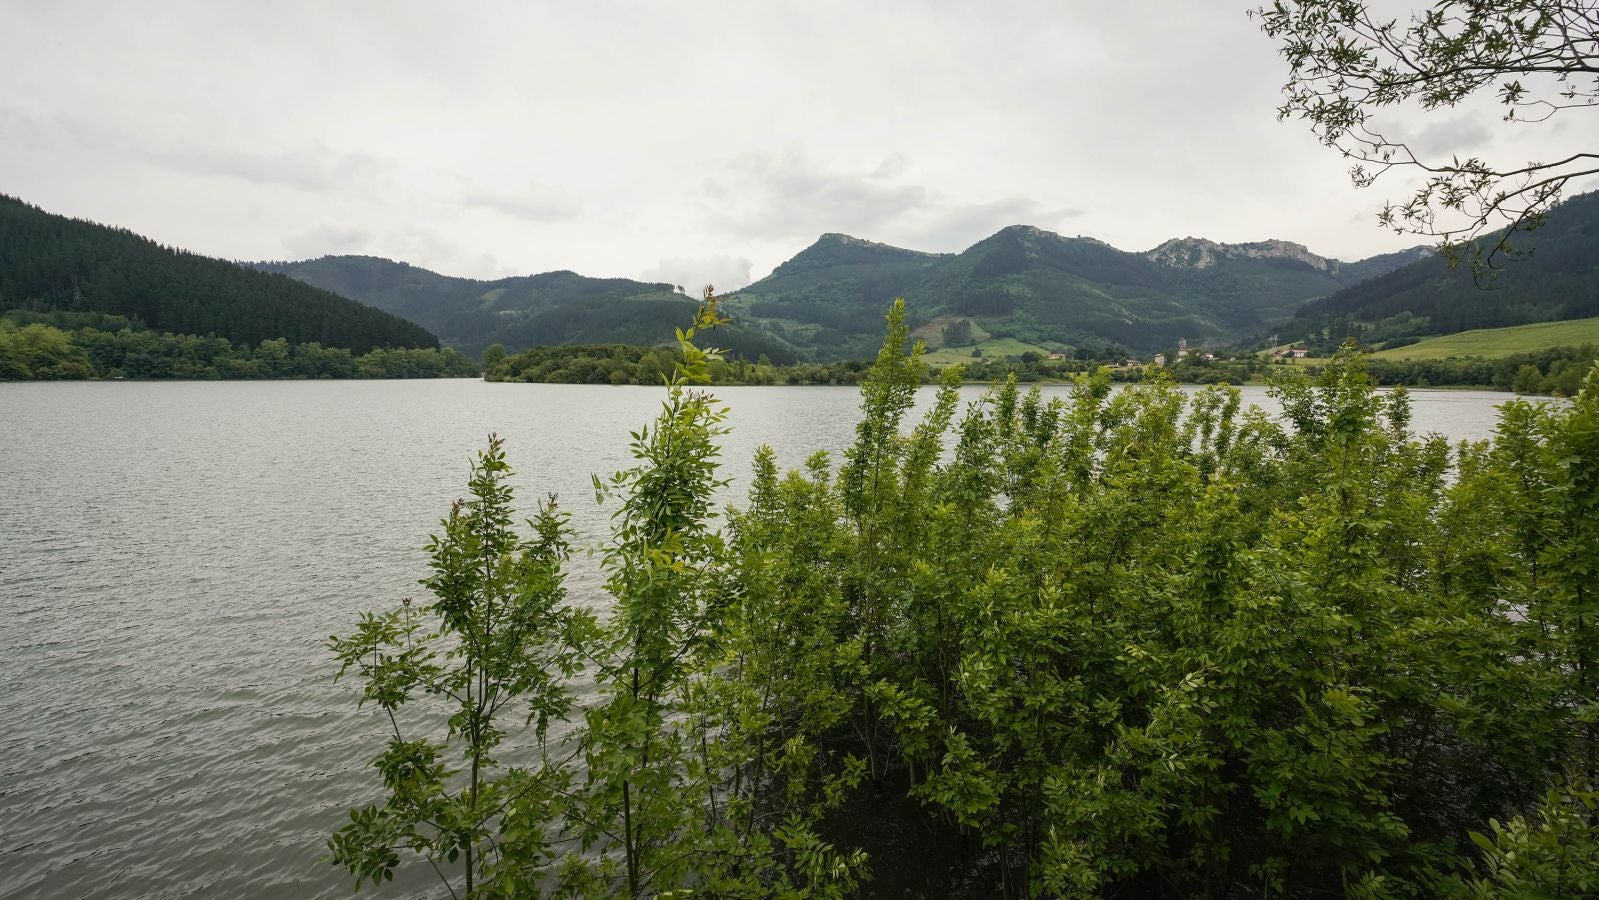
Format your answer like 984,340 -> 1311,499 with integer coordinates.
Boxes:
3,1 -> 1595,290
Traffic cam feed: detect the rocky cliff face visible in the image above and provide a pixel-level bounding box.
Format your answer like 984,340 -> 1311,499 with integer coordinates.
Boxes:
1144,237 -> 1334,271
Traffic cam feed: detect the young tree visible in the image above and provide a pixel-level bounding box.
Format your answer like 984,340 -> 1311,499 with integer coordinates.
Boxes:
559,291 -> 866,898
332,295 -> 866,899
1255,1 -> 1599,268
328,436 -> 591,896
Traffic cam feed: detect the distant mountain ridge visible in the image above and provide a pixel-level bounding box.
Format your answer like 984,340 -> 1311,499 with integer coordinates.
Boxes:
257,225 -> 1446,360
1144,237 -> 1432,277
251,255 -> 797,362
1145,237 -> 1336,270
0,196 -> 438,353
9,188 -> 1496,364
726,225 -> 1432,357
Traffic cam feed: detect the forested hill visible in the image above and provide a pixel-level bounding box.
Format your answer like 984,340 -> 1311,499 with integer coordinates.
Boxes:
0,196 -> 438,354
1287,189 -> 1599,347
725,227 -> 1430,358
252,255 -> 797,363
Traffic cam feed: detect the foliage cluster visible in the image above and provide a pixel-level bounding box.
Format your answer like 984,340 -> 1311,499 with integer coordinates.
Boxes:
485,343 -> 682,385
0,195 -> 438,353
486,335 -> 1279,391
484,336 -> 1593,397
485,340 -> 868,386
1160,355 -> 1264,385
336,300 -> 1599,897
332,296 -> 867,898
0,319 -> 477,380
1256,0 -> 1599,269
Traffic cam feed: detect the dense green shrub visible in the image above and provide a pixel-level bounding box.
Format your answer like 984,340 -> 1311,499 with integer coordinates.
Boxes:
334,300 -> 1599,898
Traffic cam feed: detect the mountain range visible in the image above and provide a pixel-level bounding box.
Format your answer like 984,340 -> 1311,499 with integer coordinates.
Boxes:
725,227 -> 1432,358
251,255 -> 798,363
10,188 -> 1596,363
256,228 -> 1437,359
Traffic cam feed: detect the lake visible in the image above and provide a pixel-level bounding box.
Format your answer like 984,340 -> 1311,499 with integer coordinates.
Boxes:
0,379 -> 1526,898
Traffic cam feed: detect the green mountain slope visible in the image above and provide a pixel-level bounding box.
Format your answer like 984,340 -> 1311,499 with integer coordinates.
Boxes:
253,255 -> 797,362
0,196 -> 438,353
1287,190 -> 1599,347
727,226 -> 1429,356
726,233 -> 951,358
916,227 -> 1217,351
256,224 -> 1433,362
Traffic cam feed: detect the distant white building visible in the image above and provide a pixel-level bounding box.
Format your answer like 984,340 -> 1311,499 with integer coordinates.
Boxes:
1153,353 -> 1167,367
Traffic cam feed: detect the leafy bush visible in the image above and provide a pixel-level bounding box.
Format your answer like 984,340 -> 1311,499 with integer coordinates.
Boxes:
334,300 -> 1599,898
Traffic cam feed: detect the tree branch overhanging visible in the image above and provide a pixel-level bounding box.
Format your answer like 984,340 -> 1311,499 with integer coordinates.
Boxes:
1255,0 -> 1599,273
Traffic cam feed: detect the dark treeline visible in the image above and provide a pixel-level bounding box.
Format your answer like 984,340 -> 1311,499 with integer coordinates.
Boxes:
0,195 -> 439,354
486,341 -> 700,384
963,353 -> 1266,386
490,340 -> 1276,390
488,337 -> 1592,396
1344,344 -> 1597,395
331,299 -> 1599,898
486,340 -> 872,385
0,318 -> 477,380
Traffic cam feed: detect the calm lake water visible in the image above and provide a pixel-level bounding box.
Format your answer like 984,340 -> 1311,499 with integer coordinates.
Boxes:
0,379 -> 1526,898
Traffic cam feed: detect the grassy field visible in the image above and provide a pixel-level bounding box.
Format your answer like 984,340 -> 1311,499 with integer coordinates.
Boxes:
1372,316 -> 1599,360
924,337 -> 1051,366
912,315 -> 992,349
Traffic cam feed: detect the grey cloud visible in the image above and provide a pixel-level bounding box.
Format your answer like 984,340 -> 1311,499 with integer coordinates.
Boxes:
704,148 -> 1085,253
871,153 -> 913,179
0,106 -> 100,151
279,224 -> 512,279
1388,116 -> 1493,160
704,148 -> 930,241
460,183 -> 580,222
379,228 -> 514,279
4,3 -> 1497,279
461,253 -> 517,280
903,198 -> 1089,252
143,143 -> 384,191
638,256 -> 754,293
0,106 -> 383,192
282,223 -> 372,259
